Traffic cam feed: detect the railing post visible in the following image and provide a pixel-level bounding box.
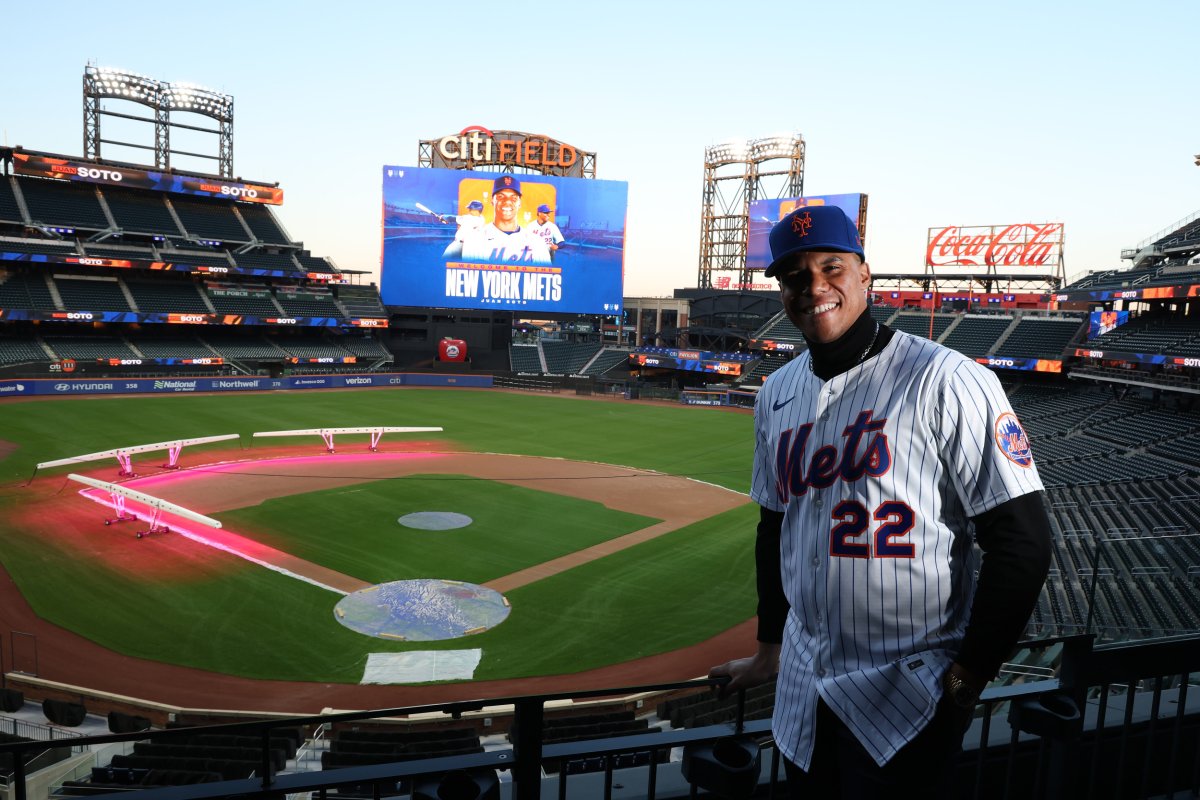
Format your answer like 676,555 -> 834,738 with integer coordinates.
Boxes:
1084,537 -> 1104,634
1016,634 -> 1093,800
14,741 -> 27,800
511,697 -> 544,800
259,727 -> 274,791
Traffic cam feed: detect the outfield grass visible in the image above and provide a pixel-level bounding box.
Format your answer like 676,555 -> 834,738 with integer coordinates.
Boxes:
0,389 -> 752,489
215,475 -> 661,585
0,388 -> 756,683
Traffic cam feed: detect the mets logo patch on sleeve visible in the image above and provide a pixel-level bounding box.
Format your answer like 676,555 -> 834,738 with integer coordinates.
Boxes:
994,412 -> 1033,467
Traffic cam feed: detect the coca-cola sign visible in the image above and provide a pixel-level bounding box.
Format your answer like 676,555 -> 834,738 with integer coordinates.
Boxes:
926,223 -> 1064,268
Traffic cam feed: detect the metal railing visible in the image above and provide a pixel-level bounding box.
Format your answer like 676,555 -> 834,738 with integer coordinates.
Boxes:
3,638 -> 1200,800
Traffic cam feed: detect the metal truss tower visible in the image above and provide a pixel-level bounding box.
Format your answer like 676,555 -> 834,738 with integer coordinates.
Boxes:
83,65 -> 235,177
697,134 -> 805,289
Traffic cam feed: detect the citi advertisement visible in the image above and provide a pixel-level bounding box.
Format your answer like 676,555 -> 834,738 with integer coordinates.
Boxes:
747,194 -> 868,272
380,166 -> 627,314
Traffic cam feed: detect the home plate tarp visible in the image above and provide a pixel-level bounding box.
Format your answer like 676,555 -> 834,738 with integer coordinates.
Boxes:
361,650 -> 483,684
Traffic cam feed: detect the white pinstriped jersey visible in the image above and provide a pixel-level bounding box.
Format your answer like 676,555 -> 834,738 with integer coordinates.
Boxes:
527,219 -> 564,249
750,330 -> 1043,768
453,214 -> 486,242
459,224 -> 552,266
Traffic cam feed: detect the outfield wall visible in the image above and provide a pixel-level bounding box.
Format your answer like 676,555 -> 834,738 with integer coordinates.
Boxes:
0,372 -> 492,398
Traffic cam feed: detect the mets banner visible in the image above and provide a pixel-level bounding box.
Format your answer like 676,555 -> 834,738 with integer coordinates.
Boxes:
747,194 -> 867,272
380,166 -> 627,314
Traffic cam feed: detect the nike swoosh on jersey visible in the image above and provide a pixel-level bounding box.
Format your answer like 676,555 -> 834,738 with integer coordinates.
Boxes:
772,397 -> 794,411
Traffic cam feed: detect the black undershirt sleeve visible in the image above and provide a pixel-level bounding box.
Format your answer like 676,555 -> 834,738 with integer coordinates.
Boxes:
755,506 -> 789,644
955,491 -> 1053,681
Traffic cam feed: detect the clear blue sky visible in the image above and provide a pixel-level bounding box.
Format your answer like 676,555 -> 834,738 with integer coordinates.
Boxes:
3,0 -> 1196,295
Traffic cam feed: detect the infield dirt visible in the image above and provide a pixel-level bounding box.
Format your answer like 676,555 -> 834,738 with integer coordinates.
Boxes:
0,446 -> 757,712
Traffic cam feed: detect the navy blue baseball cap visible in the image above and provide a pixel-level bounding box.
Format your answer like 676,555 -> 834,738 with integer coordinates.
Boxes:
537,204 -> 551,214
467,200 -> 484,211
764,205 -> 865,278
492,174 -> 521,196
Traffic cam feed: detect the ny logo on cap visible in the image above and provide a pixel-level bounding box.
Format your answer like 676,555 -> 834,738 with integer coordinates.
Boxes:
502,177 -> 513,187
792,211 -> 813,238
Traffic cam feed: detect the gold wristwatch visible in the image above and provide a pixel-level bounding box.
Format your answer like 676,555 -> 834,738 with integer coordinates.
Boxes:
944,669 -> 980,709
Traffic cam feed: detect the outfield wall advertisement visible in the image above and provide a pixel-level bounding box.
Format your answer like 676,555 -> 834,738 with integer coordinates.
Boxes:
747,193 -> 867,272
380,166 -> 627,314
0,372 -> 492,398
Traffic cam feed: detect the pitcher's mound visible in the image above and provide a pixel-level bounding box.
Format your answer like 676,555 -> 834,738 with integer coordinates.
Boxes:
334,579 -> 509,641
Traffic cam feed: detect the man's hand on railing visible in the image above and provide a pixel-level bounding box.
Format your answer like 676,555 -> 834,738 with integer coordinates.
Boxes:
708,643 -> 781,699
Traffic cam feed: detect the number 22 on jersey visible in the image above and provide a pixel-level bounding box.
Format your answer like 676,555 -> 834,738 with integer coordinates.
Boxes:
829,500 -> 916,559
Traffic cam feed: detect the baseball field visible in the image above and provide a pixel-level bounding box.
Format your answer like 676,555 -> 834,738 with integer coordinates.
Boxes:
0,387 -> 759,709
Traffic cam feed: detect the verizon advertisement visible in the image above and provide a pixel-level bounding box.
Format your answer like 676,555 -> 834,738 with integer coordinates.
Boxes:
926,223 -> 1063,271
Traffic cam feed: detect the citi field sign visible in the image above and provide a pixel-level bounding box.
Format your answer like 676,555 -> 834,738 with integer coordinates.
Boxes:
926,223 -> 1064,269
430,127 -> 581,173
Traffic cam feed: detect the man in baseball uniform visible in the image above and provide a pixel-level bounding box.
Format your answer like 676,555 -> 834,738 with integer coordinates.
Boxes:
710,205 -> 1051,798
451,175 -> 552,266
528,203 -> 565,257
453,200 -> 486,241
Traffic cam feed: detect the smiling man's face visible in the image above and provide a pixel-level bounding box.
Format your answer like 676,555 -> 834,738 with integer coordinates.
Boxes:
776,250 -> 871,343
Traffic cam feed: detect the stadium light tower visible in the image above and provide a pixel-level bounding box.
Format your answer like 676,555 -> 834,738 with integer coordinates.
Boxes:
697,133 -> 805,290
83,65 -> 235,177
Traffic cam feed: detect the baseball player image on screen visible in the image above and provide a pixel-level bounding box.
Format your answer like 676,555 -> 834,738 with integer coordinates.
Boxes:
710,205 -> 1051,799
528,203 -> 565,257
445,175 -> 552,266
453,200 -> 487,241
